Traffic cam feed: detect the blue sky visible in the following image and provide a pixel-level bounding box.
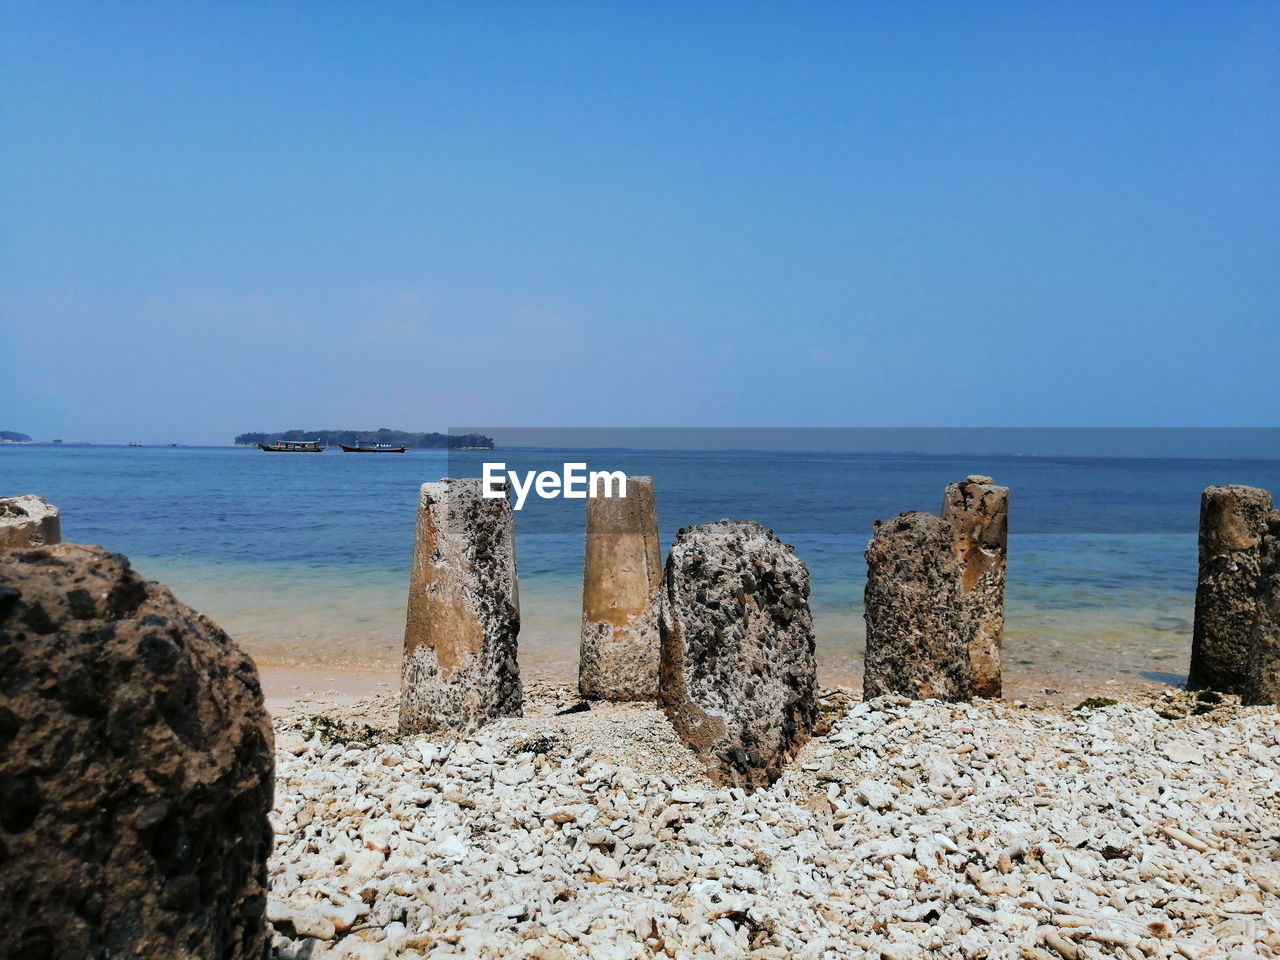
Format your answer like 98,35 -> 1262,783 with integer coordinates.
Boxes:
2,1 -> 1277,444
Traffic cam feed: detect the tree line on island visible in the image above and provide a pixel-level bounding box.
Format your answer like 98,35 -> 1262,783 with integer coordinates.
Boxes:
234,429 -> 494,449
1,431 -> 33,442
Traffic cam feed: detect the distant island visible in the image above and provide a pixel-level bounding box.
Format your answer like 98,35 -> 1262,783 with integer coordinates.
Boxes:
233,428 -> 494,450
1,431 -> 32,442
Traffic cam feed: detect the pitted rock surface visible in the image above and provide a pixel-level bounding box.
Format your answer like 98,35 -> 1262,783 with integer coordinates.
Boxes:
1190,484 -> 1272,693
864,511 -> 973,701
658,519 -> 817,789
0,543 -> 273,960
400,478 -> 522,735
0,495 -> 61,552
1245,509 -> 1280,706
941,477 -> 1008,698
579,477 -> 662,701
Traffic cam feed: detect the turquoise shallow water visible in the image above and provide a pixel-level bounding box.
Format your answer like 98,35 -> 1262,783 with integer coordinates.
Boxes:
5,444 -> 1279,692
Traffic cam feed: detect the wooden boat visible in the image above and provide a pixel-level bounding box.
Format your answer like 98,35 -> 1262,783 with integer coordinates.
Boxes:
340,442 -> 407,453
258,440 -> 324,452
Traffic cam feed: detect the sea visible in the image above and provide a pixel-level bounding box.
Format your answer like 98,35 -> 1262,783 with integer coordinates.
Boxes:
7,443 -> 1280,695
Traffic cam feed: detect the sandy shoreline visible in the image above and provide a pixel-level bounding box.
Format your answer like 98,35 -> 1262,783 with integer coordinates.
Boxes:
257,657 -> 1186,717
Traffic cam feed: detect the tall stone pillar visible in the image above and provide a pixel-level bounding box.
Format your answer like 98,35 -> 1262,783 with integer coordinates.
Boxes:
1244,510 -> 1280,706
941,476 -> 1008,698
1189,484 -> 1272,693
578,477 -> 661,700
658,520 -> 818,789
399,478 -> 521,735
0,495 -> 62,551
864,511 -> 972,702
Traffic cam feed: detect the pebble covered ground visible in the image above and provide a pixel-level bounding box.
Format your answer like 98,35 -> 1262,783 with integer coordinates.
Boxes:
265,685 -> 1280,959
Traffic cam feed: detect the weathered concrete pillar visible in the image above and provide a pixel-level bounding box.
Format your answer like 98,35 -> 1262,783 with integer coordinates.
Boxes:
0,494 -> 61,551
579,477 -> 661,701
864,511 -> 972,701
658,520 -> 818,789
1189,484 -> 1272,693
399,478 -> 521,735
0,544 -> 274,960
1244,510 -> 1280,706
941,475 -> 1008,698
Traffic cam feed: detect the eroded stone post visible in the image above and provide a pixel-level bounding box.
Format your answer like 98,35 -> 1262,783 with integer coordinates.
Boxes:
0,495 -> 62,551
579,477 -> 661,700
658,520 -> 818,789
1189,484 -> 1272,693
399,478 -> 521,735
864,511 -> 972,701
941,475 -> 1008,698
1244,510 -> 1280,706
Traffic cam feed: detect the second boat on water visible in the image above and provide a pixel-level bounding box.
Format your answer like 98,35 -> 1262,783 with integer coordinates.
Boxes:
258,440 -> 324,452
339,442 -> 407,453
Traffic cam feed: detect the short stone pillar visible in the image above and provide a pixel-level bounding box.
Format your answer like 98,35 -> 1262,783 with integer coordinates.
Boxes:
579,477 -> 661,700
0,494 -> 61,551
399,478 -> 522,735
1189,484 -> 1272,693
864,511 -> 972,701
1245,510 -> 1280,706
941,476 -> 1008,698
658,520 -> 818,789
0,544 -> 274,960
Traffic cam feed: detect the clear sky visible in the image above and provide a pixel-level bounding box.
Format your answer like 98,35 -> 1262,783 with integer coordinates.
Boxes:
2,2 -> 1277,444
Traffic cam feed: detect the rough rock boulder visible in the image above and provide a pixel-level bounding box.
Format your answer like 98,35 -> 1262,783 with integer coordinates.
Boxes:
0,544 -> 274,960
658,520 -> 818,789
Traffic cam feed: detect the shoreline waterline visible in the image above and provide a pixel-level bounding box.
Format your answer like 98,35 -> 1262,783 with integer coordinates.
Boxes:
255,647 -> 1185,715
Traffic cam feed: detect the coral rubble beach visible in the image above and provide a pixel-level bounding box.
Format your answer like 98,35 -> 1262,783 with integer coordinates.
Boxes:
266,684 -> 1280,959
5,481 -> 1280,958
